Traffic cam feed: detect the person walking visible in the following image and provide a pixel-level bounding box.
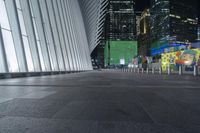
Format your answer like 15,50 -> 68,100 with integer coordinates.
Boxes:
198,56 -> 200,72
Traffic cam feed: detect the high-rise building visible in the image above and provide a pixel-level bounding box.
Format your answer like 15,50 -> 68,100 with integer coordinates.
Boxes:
136,16 -> 141,36
140,9 -> 150,35
197,25 -> 200,41
138,9 -> 151,56
106,0 -> 137,40
104,0 -> 138,66
150,0 -> 198,55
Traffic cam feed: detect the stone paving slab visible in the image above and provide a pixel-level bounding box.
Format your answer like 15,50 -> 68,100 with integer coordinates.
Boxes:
0,71 -> 199,133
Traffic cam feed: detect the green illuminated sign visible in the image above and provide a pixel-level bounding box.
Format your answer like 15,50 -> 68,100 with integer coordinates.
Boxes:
105,41 -> 138,65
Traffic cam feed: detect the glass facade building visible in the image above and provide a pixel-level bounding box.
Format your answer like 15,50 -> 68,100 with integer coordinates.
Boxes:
150,0 -> 170,45
0,0 -> 108,74
106,0 -> 137,41
150,0 -> 198,48
138,9 -> 151,56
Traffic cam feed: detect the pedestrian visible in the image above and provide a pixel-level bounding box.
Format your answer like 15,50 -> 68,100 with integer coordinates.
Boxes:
198,56 -> 200,71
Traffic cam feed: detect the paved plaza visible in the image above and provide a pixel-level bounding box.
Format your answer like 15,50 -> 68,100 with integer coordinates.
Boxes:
0,71 -> 200,133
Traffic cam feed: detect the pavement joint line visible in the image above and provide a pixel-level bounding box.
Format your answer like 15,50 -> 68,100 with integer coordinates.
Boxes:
0,85 -> 78,87
135,96 -> 159,125
0,85 -> 199,89
136,86 -> 199,88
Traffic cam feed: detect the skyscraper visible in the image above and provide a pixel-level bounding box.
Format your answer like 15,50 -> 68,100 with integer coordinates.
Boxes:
197,26 -> 200,41
150,0 -> 198,55
138,9 -> 151,56
106,0 -> 137,40
104,0 -> 138,66
136,15 -> 141,36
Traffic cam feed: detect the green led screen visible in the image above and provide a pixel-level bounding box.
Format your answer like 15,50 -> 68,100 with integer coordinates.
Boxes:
105,41 -> 138,65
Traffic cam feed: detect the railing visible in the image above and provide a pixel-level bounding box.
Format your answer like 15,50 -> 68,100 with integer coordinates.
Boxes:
105,65 -> 199,77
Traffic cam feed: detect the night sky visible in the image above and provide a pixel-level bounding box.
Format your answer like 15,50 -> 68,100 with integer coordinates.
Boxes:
135,0 -> 150,11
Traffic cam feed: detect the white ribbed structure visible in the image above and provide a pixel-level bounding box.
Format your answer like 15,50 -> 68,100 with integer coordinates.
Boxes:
78,0 -> 109,53
0,0 -> 107,73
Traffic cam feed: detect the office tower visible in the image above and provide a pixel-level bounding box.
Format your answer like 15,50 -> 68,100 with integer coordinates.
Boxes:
104,0 -> 138,66
197,25 -> 200,41
150,0 -> 198,55
138,9 -> 151,56
106,0 -> 137,40
136,15 -> 141,36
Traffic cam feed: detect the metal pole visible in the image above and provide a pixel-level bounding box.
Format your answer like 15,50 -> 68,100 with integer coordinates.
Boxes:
179,65 -> 182,75
152,68 -> 155,74
146,68 -> 149,74
194,65 -> 197,76
159,67 -> 162,75
168,64 -> 171,75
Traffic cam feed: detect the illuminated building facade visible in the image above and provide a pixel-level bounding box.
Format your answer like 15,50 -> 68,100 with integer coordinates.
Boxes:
138,9 -> 151,56
0,0 -> 108,75
106,0 -> 137,40
136,15 -> 141,36
197,26 -> 200,41
150,0 -> 198,55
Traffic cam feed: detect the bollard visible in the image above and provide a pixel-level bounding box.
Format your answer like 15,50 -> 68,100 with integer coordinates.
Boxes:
159,67 -> 162,75
134,68 -> 136,73
152,68 -> 155,74
146,68 -> 149,74
194,65 -> 197,76
142,68 -> 144,74
167,64 -> 171,75
138,68 -> 140,73
179,66 -> 182,75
